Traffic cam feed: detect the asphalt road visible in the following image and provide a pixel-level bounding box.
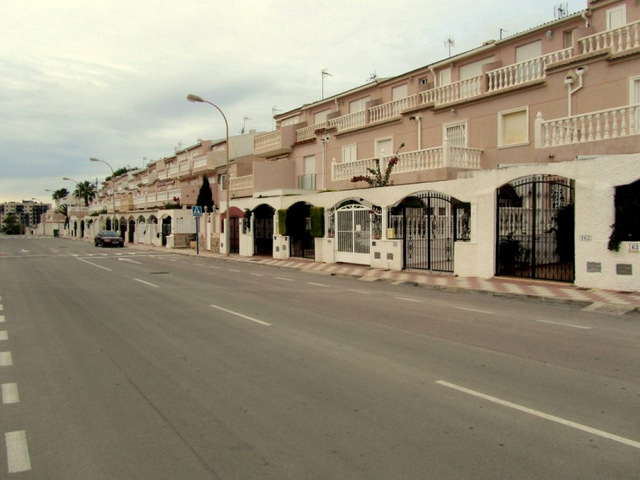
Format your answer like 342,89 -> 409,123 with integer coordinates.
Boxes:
1,235 -> 639,479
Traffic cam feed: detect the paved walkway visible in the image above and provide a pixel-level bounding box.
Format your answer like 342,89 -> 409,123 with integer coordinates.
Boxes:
129,244 -> 640,315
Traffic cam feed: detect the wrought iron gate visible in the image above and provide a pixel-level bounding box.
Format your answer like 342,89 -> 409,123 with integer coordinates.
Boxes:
496,175 -> 575,282
390,193 -> 469,272
335,204 -> 371,265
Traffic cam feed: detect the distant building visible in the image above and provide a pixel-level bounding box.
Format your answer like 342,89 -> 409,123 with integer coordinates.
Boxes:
0,201 -> 50,233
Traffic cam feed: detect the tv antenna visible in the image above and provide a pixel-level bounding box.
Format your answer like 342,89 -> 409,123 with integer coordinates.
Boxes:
366,71 -> 378,83
444,36 -> 455,57
321,68 -> 333,99
272,106 -> 281,129
554,3 -> 569,19
240,116 -> 251,134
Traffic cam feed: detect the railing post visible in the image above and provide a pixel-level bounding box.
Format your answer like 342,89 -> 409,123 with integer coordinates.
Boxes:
442,138 -> 450,167
535,112 -> 544,148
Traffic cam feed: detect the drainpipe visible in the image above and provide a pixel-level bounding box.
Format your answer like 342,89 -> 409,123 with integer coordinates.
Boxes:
565,67 -> 586,117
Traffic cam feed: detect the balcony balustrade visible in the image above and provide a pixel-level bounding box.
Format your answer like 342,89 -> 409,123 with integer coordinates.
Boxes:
331,143 -> 482,181
535,105 -> 640,148
230,174 -> 253,191
579,19 -> 640,55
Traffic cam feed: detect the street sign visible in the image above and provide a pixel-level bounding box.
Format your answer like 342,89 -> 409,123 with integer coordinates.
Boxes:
192,206 -> 203,217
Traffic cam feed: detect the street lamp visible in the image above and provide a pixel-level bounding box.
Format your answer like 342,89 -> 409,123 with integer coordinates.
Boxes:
89,157 -> 117,232
187,93 -> 230,256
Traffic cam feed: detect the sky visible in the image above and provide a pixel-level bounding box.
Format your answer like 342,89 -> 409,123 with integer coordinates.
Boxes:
0,0 -> 581,204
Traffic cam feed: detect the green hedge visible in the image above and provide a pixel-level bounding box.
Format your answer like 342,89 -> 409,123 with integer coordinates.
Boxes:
278,209 -> 287,235
310,207 -> 324,237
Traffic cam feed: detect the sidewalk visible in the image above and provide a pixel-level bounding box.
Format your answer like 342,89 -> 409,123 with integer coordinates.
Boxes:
129,243 -> 640,315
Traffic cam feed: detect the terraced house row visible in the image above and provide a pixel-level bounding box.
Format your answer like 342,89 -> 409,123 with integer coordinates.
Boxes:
58,0 -> 640,292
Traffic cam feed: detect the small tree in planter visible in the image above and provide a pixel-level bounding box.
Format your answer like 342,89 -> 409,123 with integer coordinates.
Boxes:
351,143 -> 404,187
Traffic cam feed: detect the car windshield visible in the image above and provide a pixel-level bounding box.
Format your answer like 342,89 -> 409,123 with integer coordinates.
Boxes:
101,231 -> 119,237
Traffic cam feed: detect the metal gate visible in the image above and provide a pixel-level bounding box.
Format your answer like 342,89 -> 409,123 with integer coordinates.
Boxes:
230,217 -> 239,254
496,175 -> 575,282
335,204 -> 371,265
389,193 -> 469,272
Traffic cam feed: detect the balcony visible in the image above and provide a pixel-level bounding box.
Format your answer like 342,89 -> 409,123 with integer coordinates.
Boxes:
578,19 -> 640,56
230,174 -> 253,192
253,125 -> 296,158
535,105 -> 640,148
331,143 -> 482,182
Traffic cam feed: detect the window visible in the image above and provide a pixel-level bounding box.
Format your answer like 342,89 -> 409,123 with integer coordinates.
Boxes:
218,174 -> 227,191
342,144 -> 357,163
499,108 -> 529,147
392,84 -> 408,100
349,96 -> 370,113
563,30 -> 574,49
606,5 -> 626,30
375,138 -> 393,158
439,68 -> 451,86
280,115 -> 300,127
459,56 -> 495,81
444,122 -> 467,147
313,109 -> 331,125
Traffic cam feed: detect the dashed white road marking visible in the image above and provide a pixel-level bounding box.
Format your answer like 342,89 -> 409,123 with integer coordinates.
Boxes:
275,277 -> 293,282
0,352 -> 13,367
347,289 -> 372,295
395,297 -> 421,303
536,319 -> 591,330
308,282 -> 330,287
2,383 -> 19,404
0,315 -> 4,323
135,279 -> 159,288
228,269 -> 241,273
437,380 -> 640,450
456,307 -> 494,314
250,273 -> 264,277
5,430 -> 31,473
210,304 -> 271,326
0,331 -> 7,341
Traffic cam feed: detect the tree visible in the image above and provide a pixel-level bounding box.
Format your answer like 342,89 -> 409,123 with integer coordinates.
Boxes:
196,175 -> 215,213
56,204 -> 70,228
351,143 -> 404,187
73,181 -> 97,207
51,188 -> 69,201
2,213 -> 23,234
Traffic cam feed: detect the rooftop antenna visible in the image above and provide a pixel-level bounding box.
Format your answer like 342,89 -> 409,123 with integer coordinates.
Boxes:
321,68 -> 333,100
240,116 -> 251,134
554,3 -> 569,19
366,71 -> 378,83
444,36 -> 455,57
272,106 -> 282,129
500,28 -> 508,40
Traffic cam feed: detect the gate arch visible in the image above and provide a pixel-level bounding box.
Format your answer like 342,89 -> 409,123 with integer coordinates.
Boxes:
389,192 -> 470,272
496,174 -> 575,282
332,202 -> 372,265
253,204 -> 275,256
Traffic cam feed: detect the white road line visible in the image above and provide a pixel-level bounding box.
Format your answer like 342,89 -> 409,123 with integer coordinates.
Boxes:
437,380 -> 640,450
395,297 -> 422,303
210,304 -> 271,326
76,258 -> 112,271
308,282 -> 330,287
536,319 -> 591,330
118,258 -> 141,264
348,289 -> 372,295
5,430 -> 31,473
0,352 -> 13,367
2,383 -> 19,404
250,273 -> 264,277
456,307 -> 494,314
0,304 -> 3,311
275,277 -> 293,282
135,279 -> 159,288
210,266 -> 221,269
0,331 -> 7,341
0,315 -> 4,323
228,269 -> 241,273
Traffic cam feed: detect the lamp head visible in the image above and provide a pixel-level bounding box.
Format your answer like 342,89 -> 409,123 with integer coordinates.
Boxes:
187,94 -> 204,103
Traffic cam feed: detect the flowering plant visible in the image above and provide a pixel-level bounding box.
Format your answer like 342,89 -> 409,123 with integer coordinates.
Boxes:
351,143 -> 404,187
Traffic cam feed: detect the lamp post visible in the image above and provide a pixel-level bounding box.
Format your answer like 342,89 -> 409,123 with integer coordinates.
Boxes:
89,158 -> 117,232
187,93 -> 230,256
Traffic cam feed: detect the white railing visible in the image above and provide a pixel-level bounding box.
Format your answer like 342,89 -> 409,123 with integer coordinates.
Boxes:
536,106 -> 640,148
332,144 -> 482,181
369,95 -> 422,123
254,130 -> 281,151
296,122 -> 326,142
168,165 -> 179,177
487,49 -> 572,92
433,76 -> 483,105
327,110 -> 366,132
579,19 -> 640,55
193,156 -> 207,169
230,175 -> 253,191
